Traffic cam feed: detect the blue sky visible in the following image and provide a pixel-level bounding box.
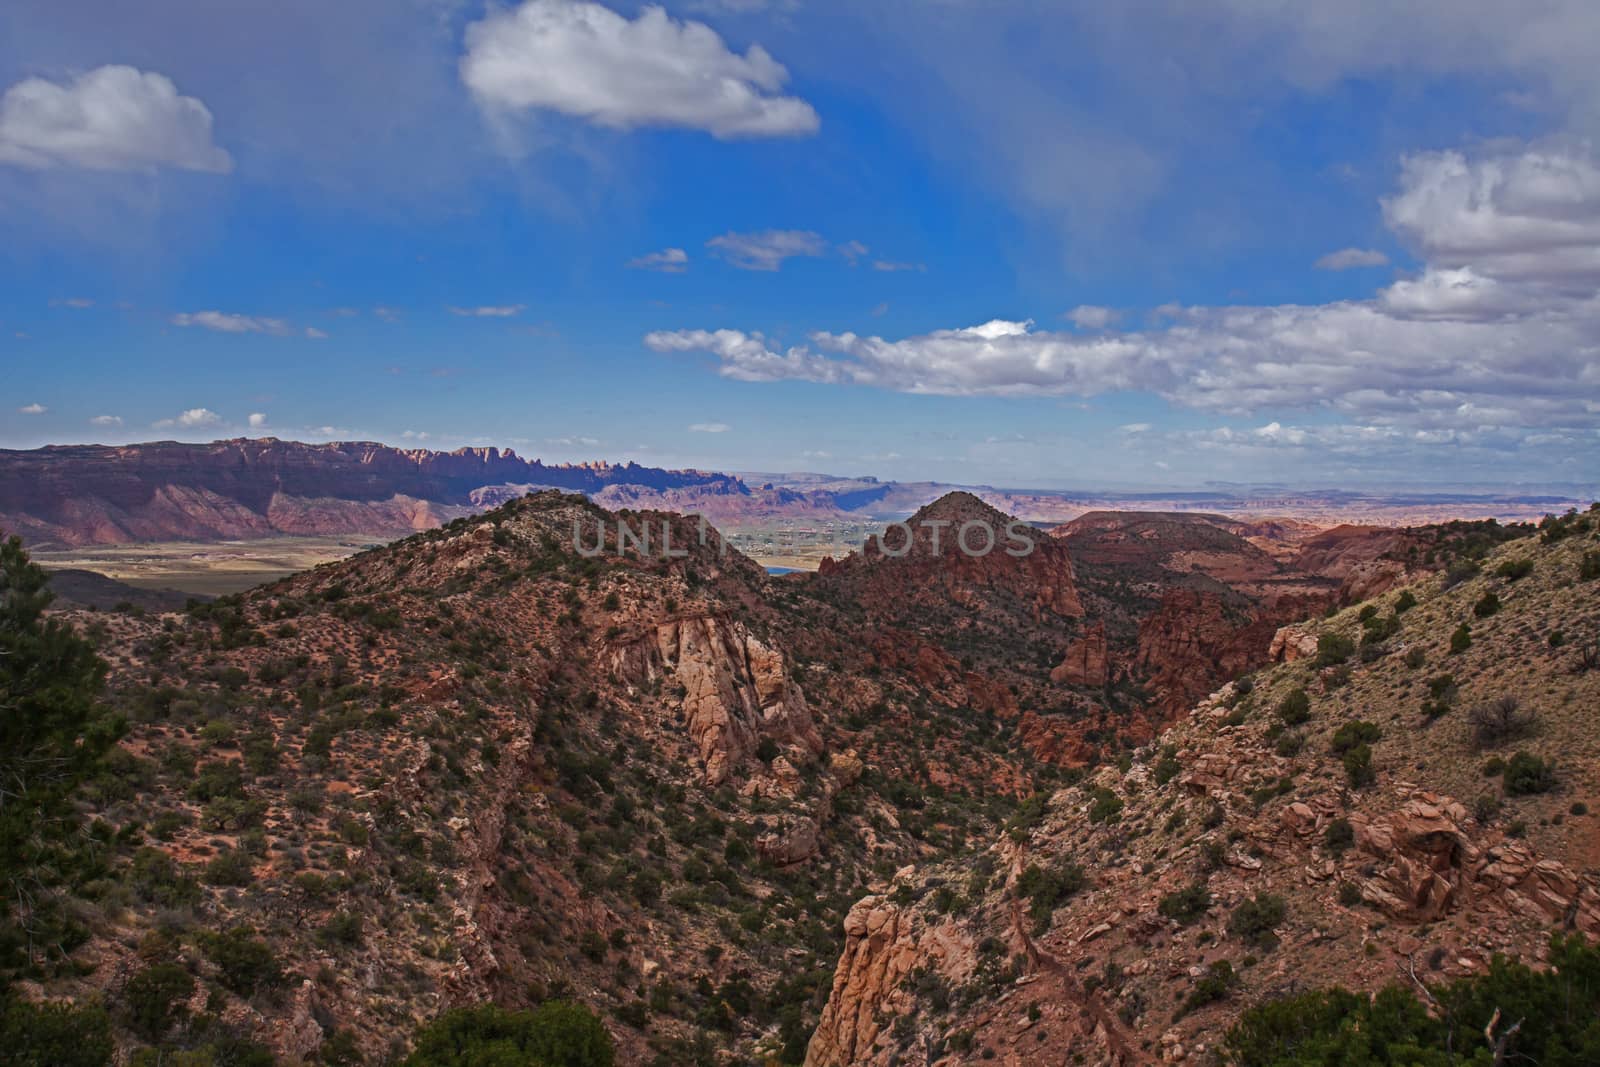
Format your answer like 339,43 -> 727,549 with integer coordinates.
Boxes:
1,1 -> 1597,491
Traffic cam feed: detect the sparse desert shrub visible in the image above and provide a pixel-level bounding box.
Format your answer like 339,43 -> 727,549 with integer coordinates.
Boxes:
1504,752 -> 1558,796
199,926 -> 284,997
1469,695 -> 1535,747
1087,787 -> 1124,825
203,848 -> 255,887
122,962 -> 195,1041
1394,590 -> 1418,614
1180,960 -> 1237,1016
1403,647 -> 1427,669
404,1001 -> 615,1067
1275,688 -> 1311,726
1473,592 -> 1501,618
1475,794 -> 1502,823
1274,731 -> 1305,758
1323,818 -> 1354,855
1580,551 -> 1600,582
1016,860 -> 1087,927
0,997 -> 114,1067
1330,720 -> 1381,754
1313,633 -> 1356,667
1229,893 -> 1287,949
1158,882 -> 1212,926
1496,558 -> 1534,580
1343,744 -> 1376,788
1338,881 -> 1362,906
1443,559 -> 1482,588
1449,623 -> 1472,654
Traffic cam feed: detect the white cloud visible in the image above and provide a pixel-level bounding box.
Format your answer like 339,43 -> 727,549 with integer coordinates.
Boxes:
872,260 -> 926,273
1066,304 -> 1119,329
1315,247 -> 1390,270
89,414 -> 122,427
1119,422 -> 1151,433
401,429 -> 430,441
448,304 -> 525,317
247,413 -> 268,429
18,402 -> 46,415
171,311 -> 291,335
706,229 -> 827,271
688,421 -> 730,433
153,407 -> 223,430
648,143 -> 1600,439
304,326 -> 329,339
545,434 -> 601,447
1383,146 -> 1600,286
838,240 -> 869,265
373,306 -> 401,322
51,297 -> 94,308
461,0 -> 818,140
0,65 -> 231,173
627,247 -> 689,272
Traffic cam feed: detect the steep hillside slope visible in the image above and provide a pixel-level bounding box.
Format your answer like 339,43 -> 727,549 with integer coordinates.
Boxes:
806,510 -> 1600,1065
16,492 -> 1062,1065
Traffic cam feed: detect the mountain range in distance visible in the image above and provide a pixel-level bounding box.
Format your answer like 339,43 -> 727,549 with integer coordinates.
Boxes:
1,438 -> 1588,563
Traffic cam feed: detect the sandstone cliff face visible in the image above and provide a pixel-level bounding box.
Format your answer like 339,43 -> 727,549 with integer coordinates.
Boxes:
806,892 -> 976,1067
1051,621 -> 1108,686
611,615 -> 822,785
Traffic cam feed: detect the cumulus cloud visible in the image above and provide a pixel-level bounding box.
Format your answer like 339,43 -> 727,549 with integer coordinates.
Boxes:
171,311 -> 292,335
649,143 -> 1600,438
18,402 -> 46,415
0,65 -> 231,173
688,421 -> 730,432
628,247 -> 689,272
448,304 -> 525,317
706,229 -> 827,271
89,414 -> 122,427
248,413 -> 268,429
1066,305 -> 1119,329
461,0 -> 818,139
153,407 -> 223,430
1316,247 -> 1390,270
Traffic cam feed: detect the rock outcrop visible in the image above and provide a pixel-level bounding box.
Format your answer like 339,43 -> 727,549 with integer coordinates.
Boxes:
1051,621 -> 1108,686
613,615 -> 822,785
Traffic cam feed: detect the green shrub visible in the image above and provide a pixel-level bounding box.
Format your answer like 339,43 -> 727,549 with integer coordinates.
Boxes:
1016,860 -> 1087,927
1330,720 -> 1381,754
1087,787 -> 1124,825
1449,623 -> 1472,654
1275,689 -> 1311,727
1153,746 -> 1182,785
0,996 -> 114,1067
1323,818 -> 1354,855
1313,633 -> 1355,667
204,848 -> 255,887
1469,696 -> 1535,747
1496,559 -> 1533,580
1394,590 -> 1418,614
1473,592 -> 1501,618
1504,752 -> 1558,796
404,1001 -> 615,1067
1229,893 -> 1287,949
1158,882 -> 1212,926
1580,551 -> 1600,581
1227,933 -> 1600,1066
199,926 -> 284,997
1343,744 -> 1375,788
122,962 -> 194,1041
1180,960 -> 1237,1016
